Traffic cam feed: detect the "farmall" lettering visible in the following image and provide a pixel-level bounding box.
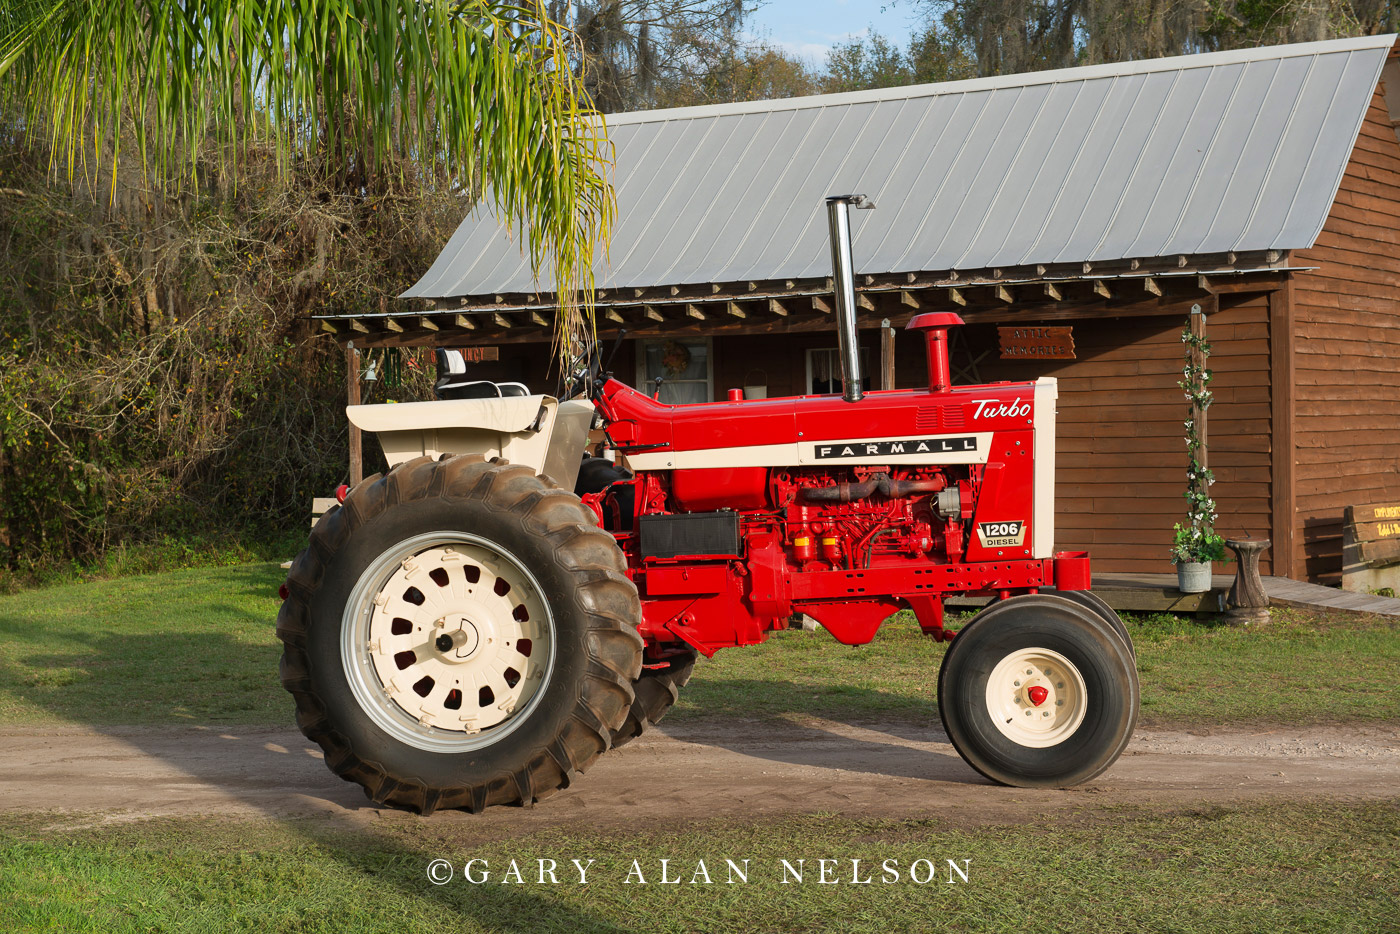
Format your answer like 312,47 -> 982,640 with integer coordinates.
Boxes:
814,437 -> 978,459
971,397 -> 1031,420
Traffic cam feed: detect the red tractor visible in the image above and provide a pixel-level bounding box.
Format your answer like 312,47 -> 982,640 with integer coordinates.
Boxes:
277,196 -> 1138,814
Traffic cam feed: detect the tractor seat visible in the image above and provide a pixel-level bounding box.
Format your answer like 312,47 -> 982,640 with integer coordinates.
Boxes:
434,349 -> 529,400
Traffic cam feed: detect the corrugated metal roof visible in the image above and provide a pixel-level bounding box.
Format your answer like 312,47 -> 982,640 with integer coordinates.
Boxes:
403,35 -> 1395,300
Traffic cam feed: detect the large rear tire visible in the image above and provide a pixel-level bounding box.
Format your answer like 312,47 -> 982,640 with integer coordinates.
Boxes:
611,651 -> 697,748
938,594 -> 1138,788
277,454 -> 643,814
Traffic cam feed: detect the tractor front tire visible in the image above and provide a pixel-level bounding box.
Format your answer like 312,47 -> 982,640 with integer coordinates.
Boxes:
938,594 -> 1138,788
277,454 -> 643,814
1048,588 -> 1135,659
611,651 -> 697,748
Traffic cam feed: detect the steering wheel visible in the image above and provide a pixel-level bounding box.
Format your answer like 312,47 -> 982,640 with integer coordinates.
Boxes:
555,339 -> 602,400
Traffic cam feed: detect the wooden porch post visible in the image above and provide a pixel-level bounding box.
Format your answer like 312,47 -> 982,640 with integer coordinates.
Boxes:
1269,280 -> 1297,579
346,341 -> 363,486
1190,304 -> 1208,478
879,318 -> 896,390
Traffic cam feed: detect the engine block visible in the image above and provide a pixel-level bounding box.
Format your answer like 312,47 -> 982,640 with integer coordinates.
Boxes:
585,313 -> 1090,659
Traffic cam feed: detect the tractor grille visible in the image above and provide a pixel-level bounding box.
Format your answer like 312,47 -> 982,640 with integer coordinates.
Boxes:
915,406 -> 965,431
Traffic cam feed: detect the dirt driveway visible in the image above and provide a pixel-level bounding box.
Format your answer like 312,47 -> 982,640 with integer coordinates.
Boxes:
3,718 -> 1396,830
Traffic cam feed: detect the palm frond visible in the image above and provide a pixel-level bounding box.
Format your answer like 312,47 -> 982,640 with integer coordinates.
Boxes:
0,0 -> 613,359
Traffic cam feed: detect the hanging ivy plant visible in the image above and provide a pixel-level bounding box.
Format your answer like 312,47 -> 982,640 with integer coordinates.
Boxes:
1171,326 -> 1227,565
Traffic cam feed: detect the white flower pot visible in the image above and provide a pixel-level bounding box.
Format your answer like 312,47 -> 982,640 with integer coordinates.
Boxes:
1177,561 -> 1212,593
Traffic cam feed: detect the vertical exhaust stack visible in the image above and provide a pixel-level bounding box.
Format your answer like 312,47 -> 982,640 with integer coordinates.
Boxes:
825,194 -> 873,403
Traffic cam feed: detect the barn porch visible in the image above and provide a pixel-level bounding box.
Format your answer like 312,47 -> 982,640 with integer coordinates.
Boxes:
322,262 -> 1289,577
314,34 -> 1400,585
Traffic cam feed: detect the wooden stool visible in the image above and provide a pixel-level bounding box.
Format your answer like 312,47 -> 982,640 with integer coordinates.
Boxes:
1225,537 -> 1271,624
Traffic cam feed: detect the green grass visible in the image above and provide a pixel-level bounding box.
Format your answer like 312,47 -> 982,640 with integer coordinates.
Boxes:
0,564 -> 287,726
0,531 -> 306,596
675,607 -> 1400,729
0,562 -> 1396,729
1127,609 -> 1400,724
0,568 -> 1397,931
0,800 -> 1395,933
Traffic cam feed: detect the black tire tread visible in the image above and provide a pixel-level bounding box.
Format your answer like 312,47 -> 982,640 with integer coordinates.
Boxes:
610,652 -> 698,748
277,454 -> 643,814
938,593 -> 1138,789
1047,587 -> 1135,658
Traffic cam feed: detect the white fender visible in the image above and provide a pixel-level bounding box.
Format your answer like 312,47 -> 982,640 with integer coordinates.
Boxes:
347,395 -> 596,491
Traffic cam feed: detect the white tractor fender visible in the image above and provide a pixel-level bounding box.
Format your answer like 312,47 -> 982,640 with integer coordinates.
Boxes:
347,395 -> 596,491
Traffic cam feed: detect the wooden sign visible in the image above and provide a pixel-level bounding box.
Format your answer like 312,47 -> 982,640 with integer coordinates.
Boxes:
1345,502 -> 1400,568
998,326 -> 1075,360
455,346 -> 499,363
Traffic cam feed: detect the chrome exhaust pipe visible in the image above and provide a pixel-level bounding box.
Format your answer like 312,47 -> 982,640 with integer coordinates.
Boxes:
825,194 -> 873,403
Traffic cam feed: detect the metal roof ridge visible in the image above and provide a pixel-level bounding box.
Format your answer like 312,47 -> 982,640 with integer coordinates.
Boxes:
601,34 -> 1397,128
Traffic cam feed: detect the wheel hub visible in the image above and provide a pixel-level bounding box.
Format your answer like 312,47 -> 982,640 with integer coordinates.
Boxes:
433,614 -> 481,659
342,533 -> 555,752
984,647 -> 1087,748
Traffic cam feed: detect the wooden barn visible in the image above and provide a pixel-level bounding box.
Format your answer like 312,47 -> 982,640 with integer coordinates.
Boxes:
319,34 -> 1400,585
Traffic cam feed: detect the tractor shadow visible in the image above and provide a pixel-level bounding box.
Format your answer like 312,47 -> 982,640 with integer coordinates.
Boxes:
665,676 -> 985,785
0,605 -> 638,934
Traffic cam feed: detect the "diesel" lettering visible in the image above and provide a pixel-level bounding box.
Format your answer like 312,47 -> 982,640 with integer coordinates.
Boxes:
975,519 -> 1027,548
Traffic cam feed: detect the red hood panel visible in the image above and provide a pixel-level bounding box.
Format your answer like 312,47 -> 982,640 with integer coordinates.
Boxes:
601,380 -> 1038,452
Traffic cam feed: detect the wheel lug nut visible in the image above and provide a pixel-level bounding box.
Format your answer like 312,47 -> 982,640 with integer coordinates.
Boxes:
1013,680 -> 1021,687
1057,682 -> 1065,688
1042,711 -> 1050,717
1025,669 -> 1033,675
1056,700 -> 1063,706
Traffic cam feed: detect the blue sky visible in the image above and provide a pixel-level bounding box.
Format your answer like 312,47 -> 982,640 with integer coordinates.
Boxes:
745,0 -> 922,65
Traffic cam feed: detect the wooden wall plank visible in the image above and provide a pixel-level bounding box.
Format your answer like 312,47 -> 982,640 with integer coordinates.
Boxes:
1291,83 -> 1400,583
967,297 -> 1272,575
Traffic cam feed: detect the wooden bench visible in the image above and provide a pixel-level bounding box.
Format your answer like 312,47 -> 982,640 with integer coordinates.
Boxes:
311,497 -> 338,529
1342,501 -> 1400,593
282,498 -> 340,569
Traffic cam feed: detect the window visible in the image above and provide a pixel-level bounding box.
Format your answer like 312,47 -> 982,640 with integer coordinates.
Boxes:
806,347 -> 871,395
636,338 -> 712,403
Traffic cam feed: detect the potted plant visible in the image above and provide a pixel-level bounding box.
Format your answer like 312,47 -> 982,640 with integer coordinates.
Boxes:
1173,316 -> 1227,593
1172,522 -> 1227,592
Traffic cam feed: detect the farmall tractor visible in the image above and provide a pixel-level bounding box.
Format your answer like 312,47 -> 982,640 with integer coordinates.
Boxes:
277,196 -> 1139,814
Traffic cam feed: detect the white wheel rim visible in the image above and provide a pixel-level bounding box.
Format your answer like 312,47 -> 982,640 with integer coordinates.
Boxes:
341,531 -> 554,753
984,647 -> 1087,748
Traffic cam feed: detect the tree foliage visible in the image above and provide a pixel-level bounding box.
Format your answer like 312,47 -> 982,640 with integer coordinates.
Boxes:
0,0 -> 618,579
823,27 -> 976,93
0,0 -> 614,346
548,0 -> 763,109
3,0 -> 1397,582
0,135 -> 458,579
917,0 -> 1400,78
